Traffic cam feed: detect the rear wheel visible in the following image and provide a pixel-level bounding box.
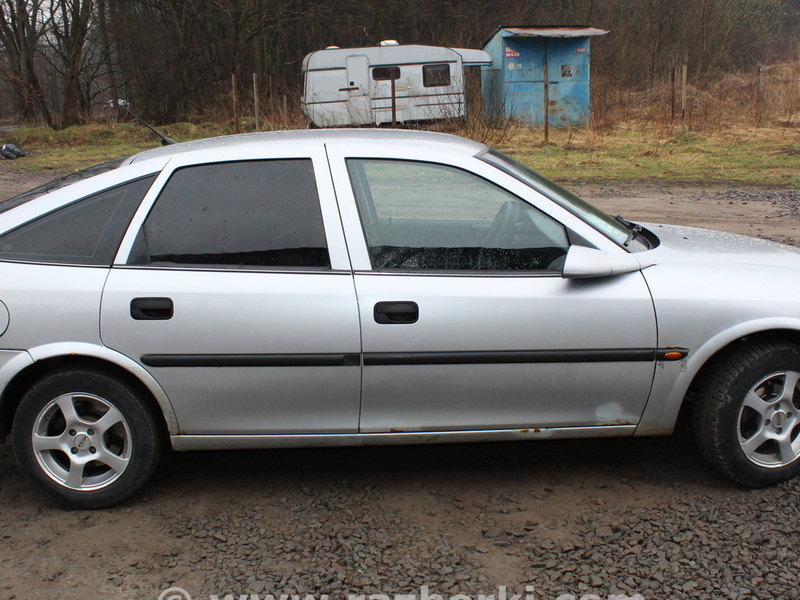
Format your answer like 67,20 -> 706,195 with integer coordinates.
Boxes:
693,341 -> 800,487
13,369 -> 162,508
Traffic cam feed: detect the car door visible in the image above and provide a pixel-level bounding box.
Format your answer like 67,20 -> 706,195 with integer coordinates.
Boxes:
327,142 -> 658,433
100,144 -> 361,436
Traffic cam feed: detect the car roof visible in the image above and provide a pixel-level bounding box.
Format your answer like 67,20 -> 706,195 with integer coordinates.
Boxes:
125,128 -> 487,165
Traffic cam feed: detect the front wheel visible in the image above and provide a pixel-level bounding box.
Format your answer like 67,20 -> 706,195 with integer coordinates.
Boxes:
693,341 -> 800,487
13,369 -> 163,508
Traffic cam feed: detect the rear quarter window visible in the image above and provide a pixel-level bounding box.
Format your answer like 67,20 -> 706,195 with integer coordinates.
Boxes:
0,175 -> 155,266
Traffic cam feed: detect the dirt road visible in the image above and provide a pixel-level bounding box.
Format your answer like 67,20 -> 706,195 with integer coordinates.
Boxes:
0,161 -> 64,202
1,164 -> 799,600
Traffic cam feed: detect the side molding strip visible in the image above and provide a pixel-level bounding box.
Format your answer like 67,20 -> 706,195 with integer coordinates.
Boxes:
141,353 -> 361,367
142,348 -> 690,368
364,349 -> 657,366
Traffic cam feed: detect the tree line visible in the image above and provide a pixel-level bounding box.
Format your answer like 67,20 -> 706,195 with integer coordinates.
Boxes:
0,0 -> 795,128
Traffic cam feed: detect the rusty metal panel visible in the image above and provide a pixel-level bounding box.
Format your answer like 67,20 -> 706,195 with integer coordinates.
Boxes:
481,26 -> 604,127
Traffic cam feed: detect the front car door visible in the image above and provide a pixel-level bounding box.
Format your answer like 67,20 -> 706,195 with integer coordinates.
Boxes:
326,140 -> 658,434
100,143 -> 361,436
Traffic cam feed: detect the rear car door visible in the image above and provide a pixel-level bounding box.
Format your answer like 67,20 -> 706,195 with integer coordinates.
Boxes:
100,144 -> 361,435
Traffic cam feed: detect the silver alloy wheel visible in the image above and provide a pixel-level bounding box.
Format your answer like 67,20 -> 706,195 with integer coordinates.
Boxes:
738,370 -> 800,468
31,392 -> 132,490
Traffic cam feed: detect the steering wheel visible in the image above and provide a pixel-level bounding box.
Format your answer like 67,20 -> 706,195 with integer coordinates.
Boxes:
484,200 -> 522,246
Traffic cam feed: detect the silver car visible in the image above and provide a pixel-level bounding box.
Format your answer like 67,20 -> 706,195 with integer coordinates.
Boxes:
1,129 -> 799,508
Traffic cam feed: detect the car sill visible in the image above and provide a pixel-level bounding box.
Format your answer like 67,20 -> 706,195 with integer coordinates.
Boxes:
170,425 -> 637,451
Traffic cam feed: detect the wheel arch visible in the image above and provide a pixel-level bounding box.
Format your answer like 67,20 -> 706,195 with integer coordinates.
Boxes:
637,320 -> 800,436
0,343 -> 180,442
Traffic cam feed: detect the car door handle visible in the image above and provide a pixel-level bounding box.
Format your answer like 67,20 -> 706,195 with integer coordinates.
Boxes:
130,297 -> 174,320
374,301 -> 418,324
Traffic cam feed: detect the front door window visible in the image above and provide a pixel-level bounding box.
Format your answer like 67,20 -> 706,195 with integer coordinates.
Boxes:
346,159 -> 569,272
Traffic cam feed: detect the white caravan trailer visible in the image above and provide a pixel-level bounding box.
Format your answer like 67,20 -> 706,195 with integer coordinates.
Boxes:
301,42 -> 491,127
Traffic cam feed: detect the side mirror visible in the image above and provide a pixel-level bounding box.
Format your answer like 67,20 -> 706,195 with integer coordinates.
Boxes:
562,245 -> 642,279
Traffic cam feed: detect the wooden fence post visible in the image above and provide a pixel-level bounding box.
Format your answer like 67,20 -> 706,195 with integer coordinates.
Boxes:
670,64 -> 676,123
232,72 -> 241,134
680,62 -> 688,132
253,73 -> 260,131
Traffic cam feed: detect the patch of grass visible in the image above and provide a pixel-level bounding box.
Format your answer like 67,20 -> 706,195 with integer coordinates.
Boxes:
3,123 -> 228,172
494,126 -> 800,186
12,144 -> 160,172
4,122 -> 800,186
668,131 -> 707,145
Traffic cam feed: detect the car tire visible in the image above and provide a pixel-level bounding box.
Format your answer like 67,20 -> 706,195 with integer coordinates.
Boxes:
693,341 -> 800,487
12,369 -> 162,509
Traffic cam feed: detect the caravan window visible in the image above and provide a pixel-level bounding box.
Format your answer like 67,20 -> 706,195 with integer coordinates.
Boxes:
423,64 -> 450,87
373,66 -> 401,81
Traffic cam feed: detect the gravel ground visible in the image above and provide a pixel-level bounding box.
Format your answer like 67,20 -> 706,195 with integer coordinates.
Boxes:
167,455 -> 800,600
2,168 -> 800,600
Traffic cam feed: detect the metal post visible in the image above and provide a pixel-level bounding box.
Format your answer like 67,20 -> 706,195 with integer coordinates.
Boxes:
391,77 -> 397,127
253,73 -> 259,131
543,61 -> 550,143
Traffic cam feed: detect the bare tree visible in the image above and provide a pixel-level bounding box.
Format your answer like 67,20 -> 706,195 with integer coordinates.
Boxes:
0,0 -> 793,126
0,0 -> 52,125
46,0 -> 95,126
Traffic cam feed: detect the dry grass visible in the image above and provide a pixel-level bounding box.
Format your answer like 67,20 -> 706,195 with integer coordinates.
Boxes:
591,62 -> 800,134
466,64 -> 800,185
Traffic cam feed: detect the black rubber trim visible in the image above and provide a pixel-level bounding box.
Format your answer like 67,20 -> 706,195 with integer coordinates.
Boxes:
141,353 -> 361,368
363,349 -> 657,366
142,348 -> 689,368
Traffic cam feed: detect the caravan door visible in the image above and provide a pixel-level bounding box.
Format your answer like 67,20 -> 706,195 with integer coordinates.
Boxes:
345,55 -> 371,125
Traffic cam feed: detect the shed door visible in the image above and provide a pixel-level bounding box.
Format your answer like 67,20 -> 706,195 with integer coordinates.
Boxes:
500,37 -> 590,127
545,38 -> 589,126
345,55 -> 371,125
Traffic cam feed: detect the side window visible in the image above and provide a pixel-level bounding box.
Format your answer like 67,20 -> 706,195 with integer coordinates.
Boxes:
0,175 -> 155,266
423,64 -> 451,87
346,159 -> 569,272
130,159 -> 330,269
373,66 -> 401,81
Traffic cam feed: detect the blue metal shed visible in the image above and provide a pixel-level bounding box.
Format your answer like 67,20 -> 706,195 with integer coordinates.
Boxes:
481,26 -> 608,127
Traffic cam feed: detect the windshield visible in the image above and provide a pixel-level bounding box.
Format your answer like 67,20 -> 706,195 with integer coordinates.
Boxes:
479,149 -> 648,251
0,157 -> 127,215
